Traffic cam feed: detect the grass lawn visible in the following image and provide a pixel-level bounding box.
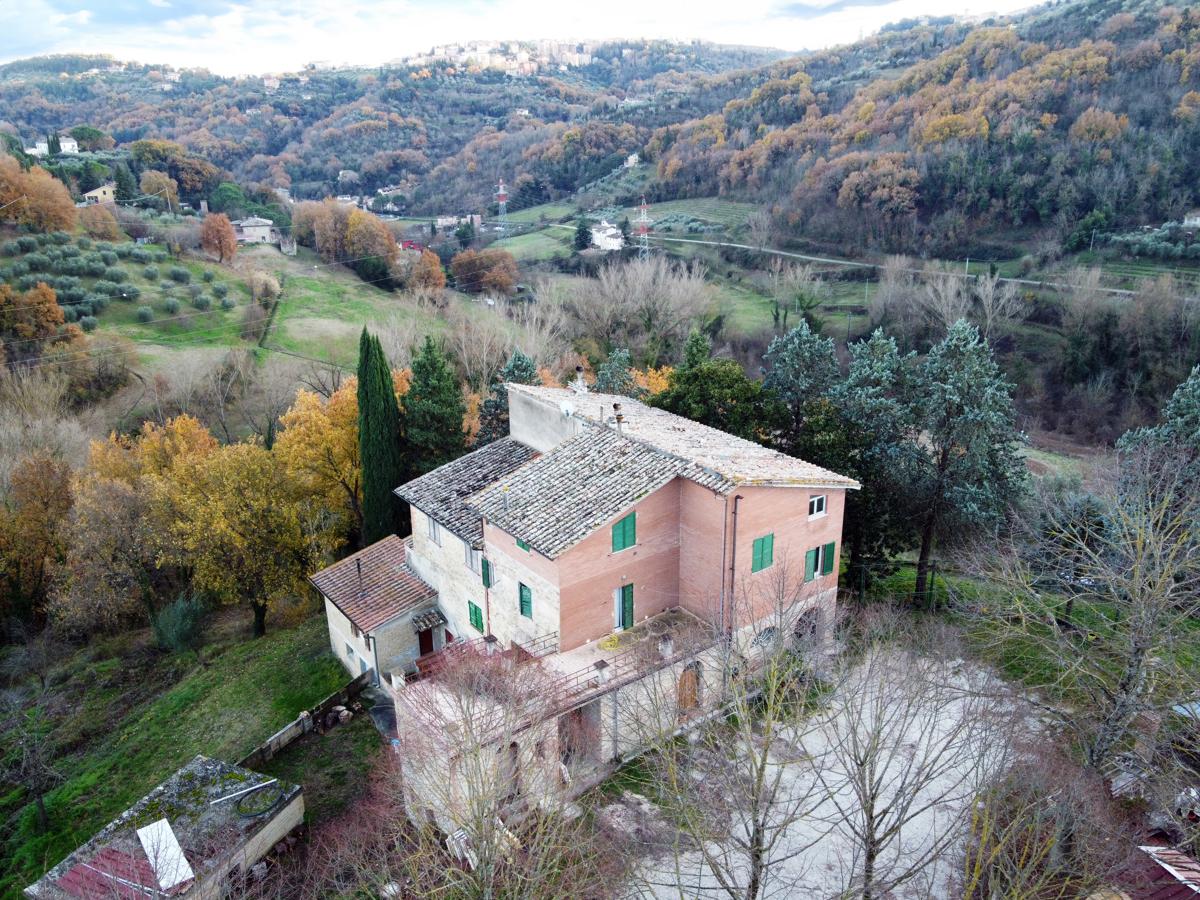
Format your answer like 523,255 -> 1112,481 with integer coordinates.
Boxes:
506,201 -> 578,225
258,712 -> 384,825
1,616 -> 349,894
493,228 -> 573,262
621,198 -> 759,229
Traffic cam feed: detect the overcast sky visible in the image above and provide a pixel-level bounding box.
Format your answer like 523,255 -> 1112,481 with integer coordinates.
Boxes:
2,0 -> 1035,76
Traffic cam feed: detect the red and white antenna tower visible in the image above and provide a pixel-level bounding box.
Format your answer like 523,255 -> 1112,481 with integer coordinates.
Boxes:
635,195 -> 651,260
495,176 -> 508,232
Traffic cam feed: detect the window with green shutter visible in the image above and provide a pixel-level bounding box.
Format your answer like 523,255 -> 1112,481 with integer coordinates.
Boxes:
751,533 -> 774,573
481,558 -> 493,588
804,548 -> 818,583
519,582 -> 532,618
821,541 -> 836,576
618,583 -> 634,629
468,600 -> 484,632
612,511 -> 637,552
516,538 -> 530,552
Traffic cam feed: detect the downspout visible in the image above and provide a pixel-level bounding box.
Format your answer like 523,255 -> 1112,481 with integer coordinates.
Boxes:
718,493 -> 730,637
370,632 -> 380,686
728,494 -> 744,639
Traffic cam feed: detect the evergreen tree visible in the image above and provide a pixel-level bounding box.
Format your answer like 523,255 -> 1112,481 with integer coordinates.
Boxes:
593,348 -> 639,397
680,328 -> 711,371
113,162 -> 138,202
908,321 -> 1025,603
651,358 -> 784,442
357,328 -> 406,543
476,349 -> 539,445
619,217 -> 631,241
47,133 -> 61,155
406,336 -> 466,475
1119,364 -> 1200,457
574,218 -> 592,251
763,321 -> 839,451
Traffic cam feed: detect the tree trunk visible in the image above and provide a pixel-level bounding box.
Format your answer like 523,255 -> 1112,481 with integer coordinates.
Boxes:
746,820 -> 765,900
862,837 -> 877,900
914,510 -> 936,608
35,792 -> 48,832
251,601 -> 267,638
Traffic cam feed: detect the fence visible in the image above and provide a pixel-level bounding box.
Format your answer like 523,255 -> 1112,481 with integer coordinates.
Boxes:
239,670 -> 371,770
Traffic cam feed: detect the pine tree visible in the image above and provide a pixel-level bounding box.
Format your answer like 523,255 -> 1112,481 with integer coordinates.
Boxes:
680,328 -> 711,371
357,329 -> 406,544
113,162 -> 138,202
476,349 -> 539,445
593,348 -> 639,397
574,218 -> 592,251
763,321 -> 839,451
406,336 -> 466,475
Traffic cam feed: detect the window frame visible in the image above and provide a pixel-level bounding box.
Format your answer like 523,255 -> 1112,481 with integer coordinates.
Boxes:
463,539 -> 482,574
808,494 -> 827,518
426,516 -> 441,547
481,558 -> 494,589
468,600 -> 484,633
519,582 -> 533,619
611,511 -> 637,553
751,533 -> 775,573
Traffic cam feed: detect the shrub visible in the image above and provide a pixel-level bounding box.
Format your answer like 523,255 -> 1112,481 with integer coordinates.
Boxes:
6,261 -> 27,277
104,266 -> 128,282
163,297 -> 181,314
211,282 -> 229,298
168,266 -> 191,284
62,305 -> 79,323
76,237 -> 92,250
79,315 -> 98,332
220,295 -> 236,310
202,270 -> 215,283
143,265 -> 160,280
120,284 -> 141,301
92,279 -> 122,297
1,240 -> 20,256
115,244 -> 133,259
152,592 -> 206,653
60,244 -> 80,258
187,283 -> 203,299
58,287 -> 86,304
160,281 -> 175,292
192,294 -> 212,311
23,252 -> 49,272
100,250 -> 118,266
130,248 -> 151,263
136,305 -> 154,323
16,275 -> 40,291
153,250 -> 169,262
49,231 -> 71,245
82,256 -> 107,277
16,236 -> 38,252
86,292 -> 109,312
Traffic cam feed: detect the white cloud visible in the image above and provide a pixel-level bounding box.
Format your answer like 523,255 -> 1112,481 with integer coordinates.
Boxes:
2,0 -> 1035,75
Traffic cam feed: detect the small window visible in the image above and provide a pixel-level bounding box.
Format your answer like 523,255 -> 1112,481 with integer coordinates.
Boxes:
468,600 -> 484,632
464,540 -> 481,573
751,533 -> 774,573
808,494 -> 827,518
519,582 -> 532,619
516,538 -> 531,552
804,542 -> 837,582
611,511 -> 637,553
350,622 -> 361,639
482,558 -> 494,589
426,517 -> 441,546
344,642 -> 354,661
821,541 -> 836,576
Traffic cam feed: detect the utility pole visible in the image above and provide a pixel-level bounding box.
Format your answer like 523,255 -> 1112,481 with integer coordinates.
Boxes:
1090,228 -> 1097,253
635,195 -> 651,261
494,176 -> 508,234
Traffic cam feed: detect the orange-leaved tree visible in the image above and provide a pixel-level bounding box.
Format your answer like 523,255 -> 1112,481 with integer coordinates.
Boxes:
200,212 -> 237,263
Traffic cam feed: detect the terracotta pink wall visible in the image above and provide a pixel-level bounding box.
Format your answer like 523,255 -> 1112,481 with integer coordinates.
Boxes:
556,479 -> 683,651
677,480 -> 729,624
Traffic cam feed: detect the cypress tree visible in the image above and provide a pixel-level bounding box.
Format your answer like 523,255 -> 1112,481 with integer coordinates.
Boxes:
406,336 -> 466,475
357,328 -> 406,544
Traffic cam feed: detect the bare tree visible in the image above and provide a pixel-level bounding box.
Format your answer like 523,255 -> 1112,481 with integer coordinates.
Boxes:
443,304 -> 512,392
0,694 -> 62,833
868,256 -> 920,342
767,260 -> 825,332
916,264 -> 971,335
238,357 -> 304,449
963,449 -> 1200,771
376,314 -> 420,371
972,273 -> 1023,343
746,210 -> 773,251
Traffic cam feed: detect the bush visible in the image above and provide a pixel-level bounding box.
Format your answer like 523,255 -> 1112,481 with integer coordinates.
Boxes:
60,244 -> 80,258
1,240 -> 20,256
82,256 -> 107,277
115,244 -> 133,259
169,266 -> 191,284
76,237 -> 92,250
16,275 -> 41,291
152,592 -> 206,653
131,248 -> 152,263
86,292 -> 109,312
143,265 -> 160,280
104,266 -> 128,282
120,284 -> 141,301
92,279 -> 122,297
100,250 -> 118,266
16,236 -> 38,252
23,252 -> 50,273
212,282 -> 229,298
50,231 -> 72,245
192,294 -> 212,311
160,281 -> 175,292
220,295 -> 236,310
163,297 -> 181,314
153,250 -> 169,263
187,283 -> 203,299
58,286 -> 86,304
62,305 -> 79,323
136,305 -> 154,323
202,270 -> 215,283
79,315 -> 98,332
6,261 -> 27,277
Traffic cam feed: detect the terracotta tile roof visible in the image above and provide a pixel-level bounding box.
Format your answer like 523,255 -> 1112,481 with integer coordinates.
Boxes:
470,427 -> 690,559
309,535 -> 436,632
508,384 -> 860,491
395,437 -> 539,548
1121,845 -> 1200,899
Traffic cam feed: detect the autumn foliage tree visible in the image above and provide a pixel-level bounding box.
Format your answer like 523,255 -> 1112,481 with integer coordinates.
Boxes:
199,212 -> 237,263
0,155 -> 75,233
139,169 -> 179,211
411,247 -> 446,291
1,283 -> 74,369
0,452 -> 72,626
78,203 -> 122,241
450,247 -> 519,295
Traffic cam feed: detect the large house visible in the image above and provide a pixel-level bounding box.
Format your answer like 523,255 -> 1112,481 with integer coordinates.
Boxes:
82,182 -> 116,205
231,216 -> 274,244
311,380 -> 857,831
590,219 -> 624,251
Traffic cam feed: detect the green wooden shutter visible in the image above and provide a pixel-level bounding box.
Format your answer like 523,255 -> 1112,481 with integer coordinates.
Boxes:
751,538 -> 762,572
468,601 -> 483,632
620,583 -> 634,629
751,534 -> 775,573
804,548 -> 818,583
516,538 -> 530,552
613,512 -> 637,552
481,558 -> 492,588
821,541 -> 836,576
612,518 -> 622,551
626,512 -> 636,548
519,582 -> 532,618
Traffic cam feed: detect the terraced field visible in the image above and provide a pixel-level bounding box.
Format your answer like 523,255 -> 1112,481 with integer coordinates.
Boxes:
505,201 -> 578,225
493,228 -> 572,262
621,198 -> 759,229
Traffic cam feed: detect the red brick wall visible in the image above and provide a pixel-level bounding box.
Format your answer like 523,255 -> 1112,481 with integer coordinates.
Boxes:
556,479 -> 683,651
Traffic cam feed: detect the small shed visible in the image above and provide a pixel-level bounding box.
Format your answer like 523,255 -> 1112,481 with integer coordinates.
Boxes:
25,756 -> 303,899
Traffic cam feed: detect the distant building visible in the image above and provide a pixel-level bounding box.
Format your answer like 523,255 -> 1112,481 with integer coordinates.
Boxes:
24,756 -> 303,899
590,219 -> 625,252
625,152 -> 640,168
58,137 -> 78,154
1183,210 -> 1200,228
231,216 -> 274,244
25,135 -> 77,157
436,214 -> 482,231
82,182 -> 116,205
263,76 -> 280,92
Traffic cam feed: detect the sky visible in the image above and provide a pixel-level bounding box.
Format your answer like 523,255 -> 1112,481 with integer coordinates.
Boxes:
1,0 -> 1036,76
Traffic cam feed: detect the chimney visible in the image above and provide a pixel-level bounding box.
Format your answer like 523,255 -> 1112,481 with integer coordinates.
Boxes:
614,403 -> 624,434
594,659 -> 611,684
571,365 -> 588,395
356,558 -> 364,598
